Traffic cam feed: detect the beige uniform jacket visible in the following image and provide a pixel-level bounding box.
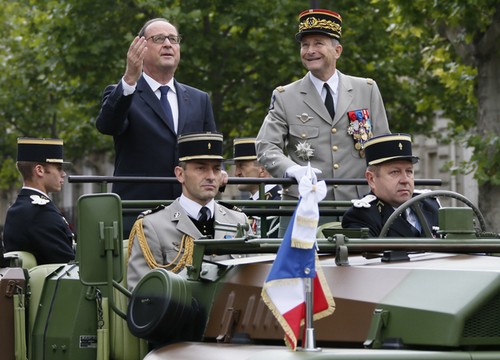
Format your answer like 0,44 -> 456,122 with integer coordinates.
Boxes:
256,71 -> 390,201
127,199 -> 249,290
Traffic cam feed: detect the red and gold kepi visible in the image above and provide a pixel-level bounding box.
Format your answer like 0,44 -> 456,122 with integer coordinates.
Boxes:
295,9 -> 342,41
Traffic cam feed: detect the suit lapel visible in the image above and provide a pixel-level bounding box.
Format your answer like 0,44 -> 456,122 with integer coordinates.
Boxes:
335,71 -> 353,127
168,201 -> 202,239
380,203 -> 418,237
213,203 -> 243,239
300,74 -> 333,125
417,202 -> 436,235
175,81 -> 188,134
137,76 -> 176,135
168,201 -> 241,240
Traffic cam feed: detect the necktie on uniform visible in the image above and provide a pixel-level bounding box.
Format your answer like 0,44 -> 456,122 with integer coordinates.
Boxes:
403,208 -> 421,232
198,206 -> 210,222
324,83 -> 335,120
159,85 -> 175,132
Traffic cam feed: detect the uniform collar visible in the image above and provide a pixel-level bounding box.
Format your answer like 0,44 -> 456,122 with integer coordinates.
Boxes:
309,70 -> 339,98
143,72 -> 177,95
179,194 -> 215,219
22,186 -> 49,198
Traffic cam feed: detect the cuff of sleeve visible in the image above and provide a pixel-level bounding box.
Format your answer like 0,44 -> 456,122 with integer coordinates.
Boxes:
285,164 -> 301,177
121,77 -> 136,96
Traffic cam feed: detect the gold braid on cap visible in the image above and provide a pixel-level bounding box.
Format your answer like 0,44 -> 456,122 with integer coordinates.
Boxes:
128,218 -> 194,274
299,17 -> 341,35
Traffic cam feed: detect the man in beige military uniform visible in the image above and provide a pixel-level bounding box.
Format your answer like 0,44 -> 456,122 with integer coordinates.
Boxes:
127,132 -> 250,290
256,9 -> 390,205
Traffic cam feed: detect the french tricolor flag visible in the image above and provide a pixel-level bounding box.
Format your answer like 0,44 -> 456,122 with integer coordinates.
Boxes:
261,165 -> 335,350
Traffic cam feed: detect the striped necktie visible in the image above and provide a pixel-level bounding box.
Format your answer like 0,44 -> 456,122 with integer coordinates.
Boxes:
198,206 -> 210,222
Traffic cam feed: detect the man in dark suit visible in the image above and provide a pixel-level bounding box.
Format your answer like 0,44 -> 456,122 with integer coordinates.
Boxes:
96,18 -> 216,202
342,134 -> 440,237
3,138 -> 75,265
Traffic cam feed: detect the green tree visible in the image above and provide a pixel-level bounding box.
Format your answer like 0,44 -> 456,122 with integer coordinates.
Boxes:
0,0 -> 145,185
387,0 -> 500,231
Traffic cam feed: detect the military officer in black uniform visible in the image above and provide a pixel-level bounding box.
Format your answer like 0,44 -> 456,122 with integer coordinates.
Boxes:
232,138 -> 281,238
3,138 -> 75,265
342,133 -> 440,237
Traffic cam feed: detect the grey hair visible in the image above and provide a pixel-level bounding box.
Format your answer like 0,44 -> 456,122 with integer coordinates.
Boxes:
367,164 -> 380,175
138,18 -> 177,37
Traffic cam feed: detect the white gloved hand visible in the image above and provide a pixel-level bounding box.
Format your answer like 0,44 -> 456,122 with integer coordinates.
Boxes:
218,169 -> 229,193
286,165 -> 322,184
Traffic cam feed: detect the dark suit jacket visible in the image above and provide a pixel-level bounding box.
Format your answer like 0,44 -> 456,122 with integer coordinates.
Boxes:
341,192 -> 440,237
3,188 -> 75,265
96,76 -> 216,200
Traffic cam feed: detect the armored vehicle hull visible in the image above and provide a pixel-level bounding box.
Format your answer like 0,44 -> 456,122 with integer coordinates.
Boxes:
2,191 -> 500,360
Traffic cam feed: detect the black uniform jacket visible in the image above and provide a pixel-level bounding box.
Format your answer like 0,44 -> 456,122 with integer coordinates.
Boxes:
265,184 -> 282,201
3,188 -> 75,265
341,191 -> 440,237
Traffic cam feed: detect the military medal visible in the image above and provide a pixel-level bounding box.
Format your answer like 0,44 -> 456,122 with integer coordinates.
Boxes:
347,109 -> 373,158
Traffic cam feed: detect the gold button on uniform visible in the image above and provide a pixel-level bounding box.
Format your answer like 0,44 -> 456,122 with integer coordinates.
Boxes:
333,164 -> 339,169
331,128 -> 337,134
332,145 -> 338,151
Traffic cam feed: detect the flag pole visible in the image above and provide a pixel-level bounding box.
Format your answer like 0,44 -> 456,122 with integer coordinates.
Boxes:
300,277 -> 321,352
299,162 -> 321,352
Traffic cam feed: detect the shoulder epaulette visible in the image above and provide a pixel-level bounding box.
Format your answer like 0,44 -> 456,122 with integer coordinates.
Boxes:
276,86 -> 285,93
351,194 -> 377,208
30,194 -> 51,206
138,205 -> 165,219
217,201 -> 242,212
366,78 -> 374,85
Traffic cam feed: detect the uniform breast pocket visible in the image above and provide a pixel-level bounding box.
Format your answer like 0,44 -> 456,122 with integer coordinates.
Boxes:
289,125 -> 319,141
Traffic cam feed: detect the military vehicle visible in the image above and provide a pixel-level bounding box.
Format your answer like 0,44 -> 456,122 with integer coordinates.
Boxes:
2,177 -> 500,360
